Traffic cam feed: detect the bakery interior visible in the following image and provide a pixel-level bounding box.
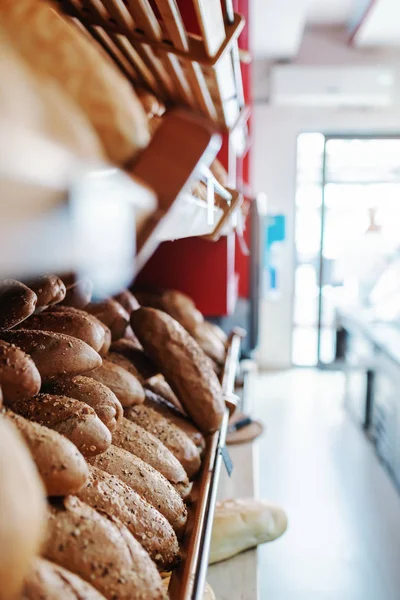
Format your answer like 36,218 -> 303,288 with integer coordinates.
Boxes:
1,0 -> 400,599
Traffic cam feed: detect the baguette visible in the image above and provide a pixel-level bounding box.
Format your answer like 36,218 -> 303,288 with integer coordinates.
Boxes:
22,275 -> 66,311
13,393 -> 111,457
134,290 -> 204,334
48,306 -> 111,356
23,559 -> 107,600
88,445 -> 187,537
113,290 -> 140,315
44,496 -> 165,600
0,417 -> 46,600
88,359 -> 144,407
0,340 -> 41,405
6,411 -> 88,496
125,403 -> 201,480
131,308 -> 225,433
61,279 -> 93,309
22,310 -> 106,353
112,418 -> 190,498
0,330 -> 101,383
109,340 -> 157,381
0,279 -> 37,329
48,376 -> 123,433
86,300 -> 129,341
77,466 -> 180,569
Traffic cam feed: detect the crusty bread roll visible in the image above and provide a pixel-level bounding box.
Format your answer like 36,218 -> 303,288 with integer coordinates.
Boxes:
48,305 -> 112,356
22,310 -> 106,353
88,359 -> 145,407
145,374 -> 185,412
122,325 -> 142,347
0,416 -> 46,600
0,279 -> 37,329
0,340 -> 41,405
113,290 -> 140,315
23,559 -> 107,600
77,466 -> 180,570
88,445 -> 187,537
23,275 -> 66,311
86,300 -> 129,341
0,329 -> 101,383
6,411 -> 88,496
13,393 -> 111,457
191,322 -> 226,365
144,389 -> 206,455
61,279 -> 93,309
209,498 -> 288,564
109,340 -> 157,381
44,496 -> 165,600
131,308 -> 225,433
125,400 -> 201,480
48,375 -> 123,433
134,289 -> 204,334
106,350 -> 142,380
112,418 -> 190,497
0,0 -> 150,166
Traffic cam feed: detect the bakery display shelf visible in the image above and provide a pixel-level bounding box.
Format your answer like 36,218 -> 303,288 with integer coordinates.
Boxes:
58,0 -> 247,132
168,329 -> 243,600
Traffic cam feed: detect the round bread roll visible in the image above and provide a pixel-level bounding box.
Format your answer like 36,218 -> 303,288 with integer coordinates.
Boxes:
0,339 -> 41,405
0,416 -> 46,600
0,279 -> 37,330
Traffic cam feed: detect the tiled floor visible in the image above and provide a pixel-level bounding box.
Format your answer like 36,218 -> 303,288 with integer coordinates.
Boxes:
254,369 -> 400,600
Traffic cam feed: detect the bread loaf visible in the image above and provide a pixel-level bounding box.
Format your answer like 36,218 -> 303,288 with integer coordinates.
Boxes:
13,393 -> 111,457
113,418 -> 190,498
49,305 -> 111,356
0,279 -> 37,329
144,390 -> 206,455
122,325 -> 142,347
23,559 -> 107,600
61,279 -> 93,309
88,445 -> 187,537
0,416 -> 46,600
145,374 -> 185,412
0,340 -> 41,405
131,308 -> 225,432
48,376 -> 123,433
125,401 -> 201,480
22,275 -> 66,311
209,498 -> 288,564
106,350 -> 142,380
0,0 -> 150,166
192,322 -> 226,365
113,290 -> 140,315
86,300 -> 129,341
77,466 -> 180,569
43,496 -> 165,600
109,340 -> 157,381
0,329 -> 101,383
134,290 -> 203,333
88,359 -> 145,407
22,310 -> 106,353
6,411 -> 88,496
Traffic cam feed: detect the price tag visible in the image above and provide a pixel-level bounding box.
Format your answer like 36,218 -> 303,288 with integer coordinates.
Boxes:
220,446 -> 233,477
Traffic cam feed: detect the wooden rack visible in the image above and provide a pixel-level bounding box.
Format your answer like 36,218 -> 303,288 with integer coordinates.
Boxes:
169,329 -> 242,600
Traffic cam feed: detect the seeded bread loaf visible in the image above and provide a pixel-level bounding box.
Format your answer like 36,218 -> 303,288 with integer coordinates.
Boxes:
77,466 -> 180,569
191,322 -> 226,365
112,418 -> 190,498
109,340 -> 157,381
0,330 -> 101,383
134,290 -> 203,334
145,374 -> 185,412
0,340 -> 41,405
13,393 -> 111,457
22,559 -> 107,600
0,279 -> 37,329
106,351 -> 142,380
47,376 -> 123,433
88,359 -> 145,407
86,300 -> 129,341
88,445 -> 187,537
49,306 -> 111,356
131,308 -> 225,433
43,496 -> 165,600
113,290 -> 140,315
6,411 -> 88,496
22,275 -> 66,312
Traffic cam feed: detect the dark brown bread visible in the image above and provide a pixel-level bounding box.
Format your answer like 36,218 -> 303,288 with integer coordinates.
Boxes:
112,418 -> 190,497
0,279 -> 37,329
48,306 -> 111,356
88,445 -> 187,537
22,275 -> 66,311
61,279 -> 93,309
47,376 -> 123,433
23,559 -> 107,600
144,390 -> 206,455
122,325 -> 142,347
13,393 -> 111,457
0,330 -> 102,383
125,403 -> 201,480
145,374 -> 185,412
86,299 -> 129,341
22,311 -> 106,353
109,340 -> 157,381
44,496 -> 165,600
77,466 -> 180,569
134,289 -> 204,334
106,350 -> 141,379
131,308 -> 225,433
192,322 -> 226,365
6,411 -> 89,496
88,359 -> 145,407
113,290 -> 140,315
0,340 -> 41,405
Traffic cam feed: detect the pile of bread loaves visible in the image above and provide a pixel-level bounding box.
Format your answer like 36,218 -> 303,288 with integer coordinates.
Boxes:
0,275 -> 230,600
